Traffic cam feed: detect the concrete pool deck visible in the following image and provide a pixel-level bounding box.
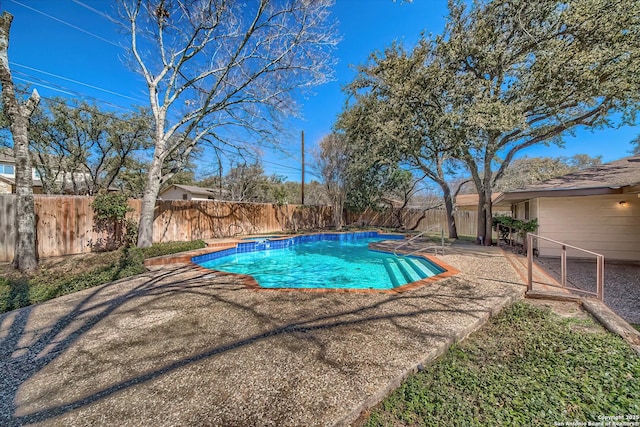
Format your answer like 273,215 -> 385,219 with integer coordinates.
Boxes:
1,242 -> 528,426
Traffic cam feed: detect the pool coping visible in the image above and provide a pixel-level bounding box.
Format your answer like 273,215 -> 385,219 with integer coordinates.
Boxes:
145,231 -> 460,294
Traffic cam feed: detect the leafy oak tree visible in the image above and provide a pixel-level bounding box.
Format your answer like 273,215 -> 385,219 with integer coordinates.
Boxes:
28,100 -> 151,195
117,0 -> 338,247
339,39 -> 466,238
0,12 -> 40,272
441,0 -> 640,244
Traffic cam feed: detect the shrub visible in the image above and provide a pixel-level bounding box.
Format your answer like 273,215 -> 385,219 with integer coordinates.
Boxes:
0,240 -> 207,314
493,214 -> 538,249
89,192 -> 137,251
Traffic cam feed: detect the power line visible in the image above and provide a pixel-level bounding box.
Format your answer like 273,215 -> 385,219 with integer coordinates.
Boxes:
10,62 -> 146,104
14,76 -> 77,98
212,144 -> 304,172
13,87 -> 143,127
9,0 -> 122,48
13,71 -> 138,113
70,0 -> 115,22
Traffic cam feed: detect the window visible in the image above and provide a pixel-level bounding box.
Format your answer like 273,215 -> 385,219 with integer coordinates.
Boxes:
182,194 -> 188,200
0,163 -> 14,175
524,201 -> 530,220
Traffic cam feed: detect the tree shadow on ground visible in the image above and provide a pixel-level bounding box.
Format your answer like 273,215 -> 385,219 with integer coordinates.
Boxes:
0,267 -> 513,426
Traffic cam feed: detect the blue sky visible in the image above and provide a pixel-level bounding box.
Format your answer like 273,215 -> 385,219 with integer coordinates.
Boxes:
3,0 -> 638,182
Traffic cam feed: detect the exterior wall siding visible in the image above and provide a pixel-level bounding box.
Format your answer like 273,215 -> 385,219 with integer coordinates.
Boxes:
535,194 -> 640,261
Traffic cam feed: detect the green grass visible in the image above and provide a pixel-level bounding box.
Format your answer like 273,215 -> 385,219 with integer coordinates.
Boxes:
633,324 -> 640,332
365,302 -> 640,427
0,240 -> 206,314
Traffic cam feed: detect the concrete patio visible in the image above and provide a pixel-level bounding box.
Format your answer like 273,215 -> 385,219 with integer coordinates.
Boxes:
1,242 -> 528,426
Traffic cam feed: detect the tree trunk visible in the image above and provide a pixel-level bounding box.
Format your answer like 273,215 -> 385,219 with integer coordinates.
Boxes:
484,188 -> 494,246
427,162 -> 459,240
476,191 -> 487,245
442,186 -> 458,239
475,188 -> 494,246
332,196 -> 344,231
136,153 -> 163,248
12,115 -> 38,271
0,12 -> 40,272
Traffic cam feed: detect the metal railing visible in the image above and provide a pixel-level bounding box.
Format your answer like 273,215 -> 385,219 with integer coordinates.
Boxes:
526,233 -> 604,301
394,226 -> 445,256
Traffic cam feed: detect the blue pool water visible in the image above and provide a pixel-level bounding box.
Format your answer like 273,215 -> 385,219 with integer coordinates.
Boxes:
194,232 -> 444,290
242,235 -> 283,241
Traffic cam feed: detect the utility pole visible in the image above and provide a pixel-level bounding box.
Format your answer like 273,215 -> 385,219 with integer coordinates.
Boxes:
301,130 -> 305,205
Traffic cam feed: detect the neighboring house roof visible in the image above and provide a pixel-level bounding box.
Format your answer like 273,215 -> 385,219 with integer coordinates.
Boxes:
455,193 -> 510,209
0,151 -> 14,163
161,184 -> 220,198
497,156 -> 640,203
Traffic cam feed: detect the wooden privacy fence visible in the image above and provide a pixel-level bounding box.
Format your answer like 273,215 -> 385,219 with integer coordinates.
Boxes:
346,207 -> 478,237
0,195 -> 479,262
0,195 -> 334,262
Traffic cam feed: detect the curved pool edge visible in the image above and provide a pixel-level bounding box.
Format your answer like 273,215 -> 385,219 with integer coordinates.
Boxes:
184,231 -> 460,294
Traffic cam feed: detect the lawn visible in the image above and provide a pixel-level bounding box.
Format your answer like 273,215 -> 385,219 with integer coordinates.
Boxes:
0,240 -> 206,314
364,302 -> 639,426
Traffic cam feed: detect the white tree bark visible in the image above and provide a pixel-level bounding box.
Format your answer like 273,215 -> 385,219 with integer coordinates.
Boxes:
0,12 -> 40,272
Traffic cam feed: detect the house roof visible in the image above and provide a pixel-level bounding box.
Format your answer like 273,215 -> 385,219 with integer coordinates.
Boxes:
0,149 -> 14,163
496,156 -> 640,202
455,193 -> 509,208
162,184 -> 219,198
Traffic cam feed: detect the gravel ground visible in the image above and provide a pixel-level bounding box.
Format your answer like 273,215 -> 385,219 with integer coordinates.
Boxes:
535,257 -> 640,324
0,242 -> 526,427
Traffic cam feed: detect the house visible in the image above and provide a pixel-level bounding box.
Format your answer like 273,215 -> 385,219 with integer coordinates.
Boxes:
0,150 -> 45,194
159,184 -> 226,201
495,156 -> 640,261
0,149 -> 110,195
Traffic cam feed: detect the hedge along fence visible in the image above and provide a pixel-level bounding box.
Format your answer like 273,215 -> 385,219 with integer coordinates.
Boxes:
0,195 -> 334,262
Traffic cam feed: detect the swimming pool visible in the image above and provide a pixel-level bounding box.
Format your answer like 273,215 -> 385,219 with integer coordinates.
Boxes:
194,232 -> 446,290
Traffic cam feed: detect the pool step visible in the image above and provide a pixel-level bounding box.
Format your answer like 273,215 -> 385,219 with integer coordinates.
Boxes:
383,258 -> 407,287
394,258 -> 422,283
405,256 -> 442,277
384,256 -> 443,289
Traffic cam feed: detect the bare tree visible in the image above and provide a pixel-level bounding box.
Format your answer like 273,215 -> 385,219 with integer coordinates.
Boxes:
315,132 -> 351,230
117,0 -> 337,247
0,12 -> 40,272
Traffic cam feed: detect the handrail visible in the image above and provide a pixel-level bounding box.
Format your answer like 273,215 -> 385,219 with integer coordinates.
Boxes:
394,226 -> 445,256
526,233 -> 604,301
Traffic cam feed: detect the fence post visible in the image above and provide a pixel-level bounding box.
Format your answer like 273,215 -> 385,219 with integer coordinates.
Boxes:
597,255 -> 604,301
527,233 -> 533,293
561,245 -> 567,288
